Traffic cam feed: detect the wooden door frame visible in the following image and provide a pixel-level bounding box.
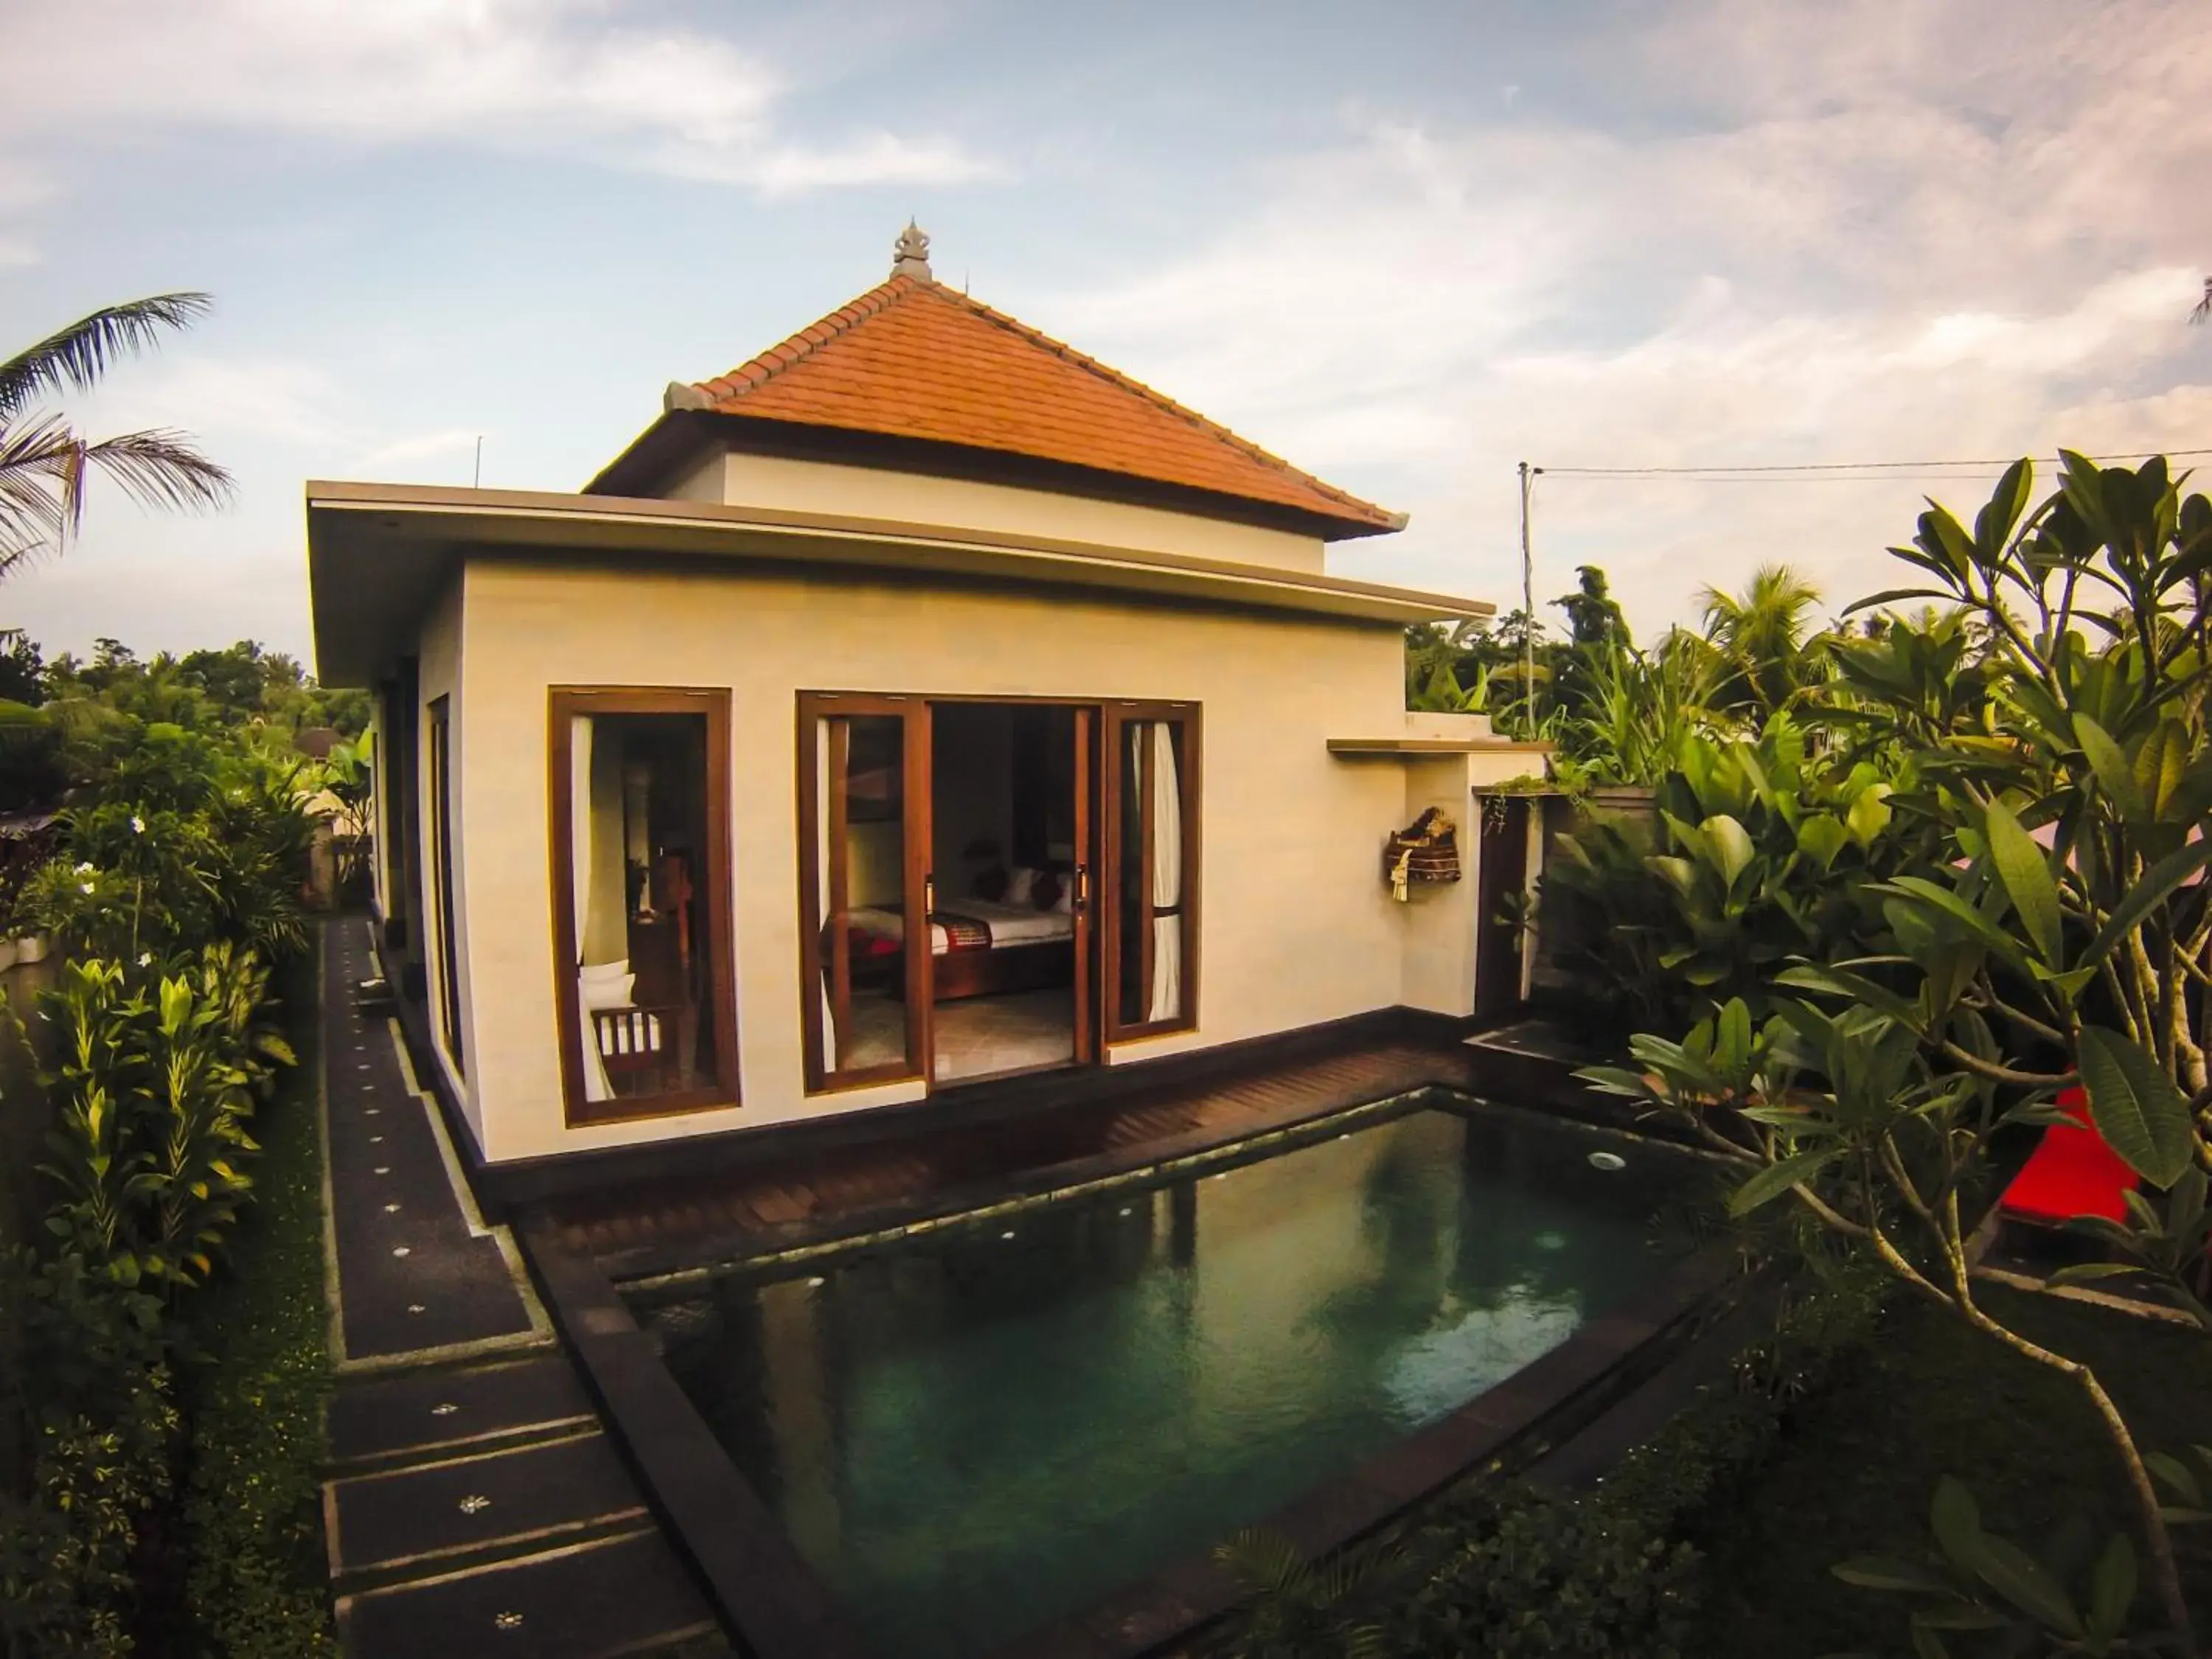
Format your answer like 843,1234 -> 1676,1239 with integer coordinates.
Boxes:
914,695 -> 1111,1072
796,692 -> 933,1093
548,686 -> 739,1127
1070,704 -> 1099,1066
1101,701 -> 1201,1043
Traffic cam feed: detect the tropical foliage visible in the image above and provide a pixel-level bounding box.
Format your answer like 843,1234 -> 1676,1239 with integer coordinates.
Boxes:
1575,453 -> 2212,1652
1402,558 -> 1830,787
0,669 -> 319,1652
1545,714 -> 1916,1033
0,634 -> 368,815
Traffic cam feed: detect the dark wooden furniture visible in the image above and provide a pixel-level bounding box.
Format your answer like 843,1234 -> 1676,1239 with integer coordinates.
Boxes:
590,1004 -> 682,1095
548,687 -> 739,1127
893,939 -> 1074,1002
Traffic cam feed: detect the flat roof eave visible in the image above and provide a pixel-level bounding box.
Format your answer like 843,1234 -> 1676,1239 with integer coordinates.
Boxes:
305,481 -> 1493,687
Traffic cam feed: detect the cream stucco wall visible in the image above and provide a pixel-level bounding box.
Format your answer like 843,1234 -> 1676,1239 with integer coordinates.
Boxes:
667,450 -> 1333,575
1395,756 -> 1481,1017
446,554 -> 1439,1163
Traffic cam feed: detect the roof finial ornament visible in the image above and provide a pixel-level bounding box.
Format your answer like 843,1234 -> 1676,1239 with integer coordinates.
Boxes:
891,218 -> 933,282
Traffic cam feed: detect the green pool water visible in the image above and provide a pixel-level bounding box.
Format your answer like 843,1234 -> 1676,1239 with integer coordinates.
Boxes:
641,1101 -> 1700,1657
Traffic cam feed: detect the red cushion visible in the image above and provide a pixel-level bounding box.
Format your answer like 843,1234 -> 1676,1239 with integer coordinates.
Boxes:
1999,1087 -> 2138,1225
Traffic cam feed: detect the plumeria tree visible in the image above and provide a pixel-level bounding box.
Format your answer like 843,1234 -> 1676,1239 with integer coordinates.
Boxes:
1585,453 -> 2212,1652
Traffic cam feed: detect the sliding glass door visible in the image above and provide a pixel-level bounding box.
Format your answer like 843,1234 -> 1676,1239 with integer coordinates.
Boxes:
798,694 -> 932,1091
1103,703 -> 1200,1040
796,693 -> 1195,1092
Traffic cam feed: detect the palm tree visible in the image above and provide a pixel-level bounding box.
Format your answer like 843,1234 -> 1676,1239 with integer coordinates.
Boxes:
1699,562 -> 1823,717
0,293 -> 233,576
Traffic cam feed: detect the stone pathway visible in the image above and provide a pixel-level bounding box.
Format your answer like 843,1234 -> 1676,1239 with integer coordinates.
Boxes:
316,917 -> 730,1658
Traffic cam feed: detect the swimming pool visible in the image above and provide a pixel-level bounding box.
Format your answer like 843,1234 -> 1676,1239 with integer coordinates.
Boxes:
638,1101 -> 1702,1657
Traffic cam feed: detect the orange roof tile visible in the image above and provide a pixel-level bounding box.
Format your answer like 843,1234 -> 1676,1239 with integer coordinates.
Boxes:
672,275 -> 1402,537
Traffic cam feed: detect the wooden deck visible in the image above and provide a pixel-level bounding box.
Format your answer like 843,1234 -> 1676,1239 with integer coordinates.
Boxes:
538,1034 -> 1485,1279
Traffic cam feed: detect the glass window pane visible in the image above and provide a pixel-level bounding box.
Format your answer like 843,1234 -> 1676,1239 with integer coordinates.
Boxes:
817,714 -> 914,1079
565,710 -> 720,1107
1116,720 -> 1186,1027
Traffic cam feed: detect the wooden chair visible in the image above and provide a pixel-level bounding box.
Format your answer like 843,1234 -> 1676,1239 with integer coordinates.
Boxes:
590,1003 -> 681,1095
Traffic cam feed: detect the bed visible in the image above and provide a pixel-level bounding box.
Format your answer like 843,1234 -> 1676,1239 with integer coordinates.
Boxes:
843,898 -> 1075,1002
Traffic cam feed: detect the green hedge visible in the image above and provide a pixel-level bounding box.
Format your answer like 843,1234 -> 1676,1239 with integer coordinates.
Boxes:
172,951 -> 333,1657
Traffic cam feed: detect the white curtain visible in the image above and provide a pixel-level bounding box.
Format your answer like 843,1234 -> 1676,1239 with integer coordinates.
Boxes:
817,719 -> 837,1072
1147,722 -> 1183,1023
571,715 -> 614,1103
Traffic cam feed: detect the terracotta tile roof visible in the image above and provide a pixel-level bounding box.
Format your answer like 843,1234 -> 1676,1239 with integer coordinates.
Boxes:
678,276 -> 1402,536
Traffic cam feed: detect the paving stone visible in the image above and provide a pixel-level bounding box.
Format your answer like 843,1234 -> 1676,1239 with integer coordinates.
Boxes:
323,919 -> 539,1361
330,1431 -> 646,1584
328,1354 -> 595,1469
338,1528 -> 728,1659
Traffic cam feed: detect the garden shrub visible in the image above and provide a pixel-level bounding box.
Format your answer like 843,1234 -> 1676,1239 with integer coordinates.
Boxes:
173,956 -> 333,1658
0,710 -> 326,1652
0,1248 -> 176,1659
1386,1489 -> 1702,1657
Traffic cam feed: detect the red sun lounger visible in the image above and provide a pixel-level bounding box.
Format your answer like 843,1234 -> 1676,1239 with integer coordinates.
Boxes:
1997,1086 -> 2138,1227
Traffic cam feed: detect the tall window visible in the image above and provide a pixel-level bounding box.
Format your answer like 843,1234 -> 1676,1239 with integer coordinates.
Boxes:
427,696 -> 463,1075
1105,703 -> 1199,1039
549,689 -> 737,1124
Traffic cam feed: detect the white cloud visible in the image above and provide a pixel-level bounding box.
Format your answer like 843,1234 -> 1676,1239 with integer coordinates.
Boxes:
64,356 -> 350,453
0,0 -> 992,195
344,429 -> 486,479
1040,0 -> 2212,637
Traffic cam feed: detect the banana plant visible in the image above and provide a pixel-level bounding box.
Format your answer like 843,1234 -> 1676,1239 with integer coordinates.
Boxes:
1547,714 -> 1918,1033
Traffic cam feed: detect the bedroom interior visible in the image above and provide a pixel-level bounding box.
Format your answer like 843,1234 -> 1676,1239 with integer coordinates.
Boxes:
841,701 -> 1083,1085
801,692 -> 1197,1097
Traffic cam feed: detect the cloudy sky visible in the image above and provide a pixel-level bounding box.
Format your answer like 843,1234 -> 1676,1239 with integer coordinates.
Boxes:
4,0 -> 2210,667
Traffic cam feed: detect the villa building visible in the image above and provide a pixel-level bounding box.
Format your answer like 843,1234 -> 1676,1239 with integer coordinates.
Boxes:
304,224 -> 1547,1174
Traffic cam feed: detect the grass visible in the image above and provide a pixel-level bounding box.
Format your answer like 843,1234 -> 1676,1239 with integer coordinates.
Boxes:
1686,1282 -> 2212,1656
170,946 -> 335,1658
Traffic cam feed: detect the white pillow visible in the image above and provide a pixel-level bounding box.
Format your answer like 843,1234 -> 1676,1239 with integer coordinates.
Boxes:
1051,880 -> 1074,915
1006,866 -> 1039,905
581,960 -> 636,1009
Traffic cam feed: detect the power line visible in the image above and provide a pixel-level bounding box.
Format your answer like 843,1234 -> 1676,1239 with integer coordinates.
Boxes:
1538,446 -> 2212,478
1548,473 -> 2057,485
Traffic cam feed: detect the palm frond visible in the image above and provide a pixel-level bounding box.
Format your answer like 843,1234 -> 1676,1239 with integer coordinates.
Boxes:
1214,1527 -> 1308,1595
75,428 -> 233,513
0,293 -> 213,418
0,417 -> 232,576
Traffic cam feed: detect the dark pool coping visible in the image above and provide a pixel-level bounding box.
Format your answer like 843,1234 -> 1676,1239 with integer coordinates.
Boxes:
518,1098 -> 1742,1659
515,1212 -> 875,1658
616,1084 -> 1445,1301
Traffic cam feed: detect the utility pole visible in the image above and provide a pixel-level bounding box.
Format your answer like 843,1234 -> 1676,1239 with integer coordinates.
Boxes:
473,436 -> 484,489
1517,461 -> 1537,738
